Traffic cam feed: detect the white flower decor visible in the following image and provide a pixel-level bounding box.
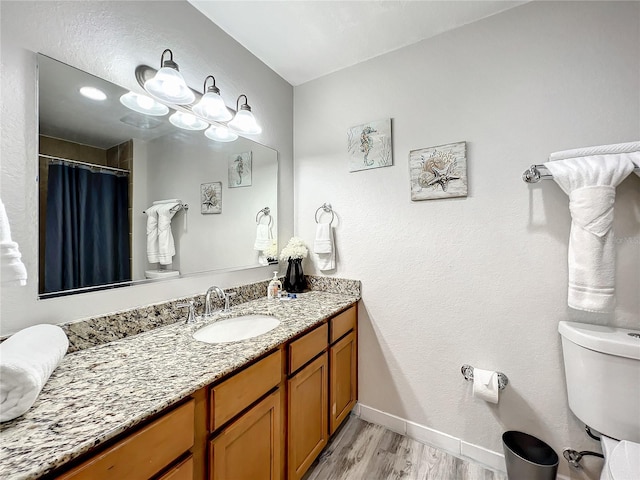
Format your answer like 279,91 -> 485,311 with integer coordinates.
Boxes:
264,240 -> 278,259
279,237 -> 308,261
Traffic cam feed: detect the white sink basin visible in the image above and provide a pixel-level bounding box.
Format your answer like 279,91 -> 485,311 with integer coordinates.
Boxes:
193,315 -> 280,344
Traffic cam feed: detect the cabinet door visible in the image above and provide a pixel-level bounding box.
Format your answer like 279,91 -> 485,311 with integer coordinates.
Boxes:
287,353 -> 328,480
329,331 -> 357,435
209,390 -> 281,480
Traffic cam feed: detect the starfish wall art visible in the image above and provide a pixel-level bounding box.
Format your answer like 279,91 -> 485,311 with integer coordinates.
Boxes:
408,141 -> 467,200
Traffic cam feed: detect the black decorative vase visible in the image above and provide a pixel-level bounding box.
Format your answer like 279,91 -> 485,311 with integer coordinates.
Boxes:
284,257 -> 307,293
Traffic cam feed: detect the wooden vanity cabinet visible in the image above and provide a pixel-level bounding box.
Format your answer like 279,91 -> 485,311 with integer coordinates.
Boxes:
53,304 -> 357,480
329,306 -> 357,435
287,324 -> 329,480
56,399 -> 195,480
207,349 -> 284,480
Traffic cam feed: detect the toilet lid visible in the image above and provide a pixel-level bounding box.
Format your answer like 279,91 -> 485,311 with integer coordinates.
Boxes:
608,440 -> 640,479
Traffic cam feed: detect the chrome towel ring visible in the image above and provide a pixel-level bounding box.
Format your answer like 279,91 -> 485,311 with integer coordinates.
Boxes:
315,203 -> 334,225
256,207 -> 272,226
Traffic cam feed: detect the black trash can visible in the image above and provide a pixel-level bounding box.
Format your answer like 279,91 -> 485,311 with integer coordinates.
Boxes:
502,431 -> 559,480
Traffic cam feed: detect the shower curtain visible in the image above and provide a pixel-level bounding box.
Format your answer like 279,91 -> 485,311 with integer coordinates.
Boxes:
44,163 -> 130,293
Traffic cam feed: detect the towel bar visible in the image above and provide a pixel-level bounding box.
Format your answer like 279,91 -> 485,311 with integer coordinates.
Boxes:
523,164 -> 640,183
461,364 -> 508,390
143,202 -> 188,214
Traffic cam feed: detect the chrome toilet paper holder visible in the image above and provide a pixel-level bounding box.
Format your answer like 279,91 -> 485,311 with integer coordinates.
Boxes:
461,364 -> 509,390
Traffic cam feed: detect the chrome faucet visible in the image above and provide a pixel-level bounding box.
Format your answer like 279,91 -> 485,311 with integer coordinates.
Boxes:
204,286 -> 225,317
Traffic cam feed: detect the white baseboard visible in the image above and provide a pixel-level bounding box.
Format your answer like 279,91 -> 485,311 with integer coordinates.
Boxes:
356,403 -> 506,473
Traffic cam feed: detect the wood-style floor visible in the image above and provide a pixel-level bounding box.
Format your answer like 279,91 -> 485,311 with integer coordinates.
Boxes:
303,416 -> 507,480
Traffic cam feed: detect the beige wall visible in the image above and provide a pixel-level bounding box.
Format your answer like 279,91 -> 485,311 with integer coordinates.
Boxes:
293,2 -> 639,478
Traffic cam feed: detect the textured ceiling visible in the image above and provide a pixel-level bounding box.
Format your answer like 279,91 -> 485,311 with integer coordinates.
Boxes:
189,1 -> 528,86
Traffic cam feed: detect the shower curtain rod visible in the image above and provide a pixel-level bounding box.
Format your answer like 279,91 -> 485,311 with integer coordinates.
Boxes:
40,154 -> 130,174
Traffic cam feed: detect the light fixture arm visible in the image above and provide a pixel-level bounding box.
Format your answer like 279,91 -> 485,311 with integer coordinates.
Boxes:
160,49 -> 179,70
236,94 -> 250,112
204,75 -> 220,95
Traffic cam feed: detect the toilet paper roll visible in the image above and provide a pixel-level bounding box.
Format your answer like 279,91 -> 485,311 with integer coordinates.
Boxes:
473,368 -> 499,404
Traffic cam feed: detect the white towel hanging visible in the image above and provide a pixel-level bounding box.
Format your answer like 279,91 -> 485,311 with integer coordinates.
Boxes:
544,152 -> 636,312
0,199 -> 27,286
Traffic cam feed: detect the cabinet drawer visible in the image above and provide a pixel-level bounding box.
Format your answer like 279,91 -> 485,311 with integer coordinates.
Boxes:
288,323 -> 328,374
157,455 -> 193,480
210,349 -> 282,431
330,306 -> 356,344
58,400 -> 194,480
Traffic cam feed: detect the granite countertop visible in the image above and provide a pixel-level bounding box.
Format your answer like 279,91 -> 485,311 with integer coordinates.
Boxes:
0,290 -> 359,480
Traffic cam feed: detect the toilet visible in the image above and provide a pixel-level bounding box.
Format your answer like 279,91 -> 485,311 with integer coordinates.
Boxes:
144,269 -> 180,280
558,321 -> 640,480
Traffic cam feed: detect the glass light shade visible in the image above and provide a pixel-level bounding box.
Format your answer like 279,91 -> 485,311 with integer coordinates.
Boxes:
79,86 -> 107,101
120,91 -> 169,116
205,125 -> 238,142
228,109 -> 262,134
192,92 -> 232,122
144,67 -> 195,104
169,111 -> 208,131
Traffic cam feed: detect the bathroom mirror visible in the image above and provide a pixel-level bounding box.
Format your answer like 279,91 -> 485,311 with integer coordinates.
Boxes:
37,54 -> 278,298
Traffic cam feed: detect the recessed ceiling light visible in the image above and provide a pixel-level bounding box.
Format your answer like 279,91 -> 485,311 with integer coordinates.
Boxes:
79,86 -> 107,101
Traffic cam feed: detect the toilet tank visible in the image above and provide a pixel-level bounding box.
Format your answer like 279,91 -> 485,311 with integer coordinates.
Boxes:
558,321 -> 640,443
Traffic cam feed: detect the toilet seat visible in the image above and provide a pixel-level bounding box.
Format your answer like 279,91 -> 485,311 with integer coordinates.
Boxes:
608,440 -> 640,480
601,436 -> 640,480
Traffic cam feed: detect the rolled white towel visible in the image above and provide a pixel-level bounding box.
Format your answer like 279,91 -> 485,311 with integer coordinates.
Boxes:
0,324 -> 69,422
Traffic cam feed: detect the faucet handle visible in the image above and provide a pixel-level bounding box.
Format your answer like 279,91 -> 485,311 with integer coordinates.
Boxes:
177,300 -> 197,324
222,291 -> 237,312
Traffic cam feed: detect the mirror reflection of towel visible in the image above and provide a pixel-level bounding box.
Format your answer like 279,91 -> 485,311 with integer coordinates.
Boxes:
254,224 -> 271,251
157,203 -> 179,265
146,204 -> 161,264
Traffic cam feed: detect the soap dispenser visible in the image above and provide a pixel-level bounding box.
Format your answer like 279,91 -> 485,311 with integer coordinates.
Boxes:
267,271 -> 281,299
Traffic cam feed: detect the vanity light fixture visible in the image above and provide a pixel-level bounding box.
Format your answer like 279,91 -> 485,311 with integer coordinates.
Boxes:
192,76 -> 232,122
205,125 -> 238,143
228,94 -> 262,134
119,91 -> 169,116
79,86 -> 107,101
169,111 -> 208,131
143,49 -> 195,105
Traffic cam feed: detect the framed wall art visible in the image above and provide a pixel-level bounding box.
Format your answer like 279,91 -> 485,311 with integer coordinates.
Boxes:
347,118 -> 393,172
409,141 -> 467,201
201,181 -> 222,214
228,151 -> 252,188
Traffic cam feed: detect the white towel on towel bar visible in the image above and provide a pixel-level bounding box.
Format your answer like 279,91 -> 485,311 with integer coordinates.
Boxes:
152,198 -> 180,205
157,202 -> 179,265
0,324 -> 68,422
314,223 -> 336,271
549,141 -> 640,162
544,152 -> 636,312
146,204 -> 162,264
0,199 -> 27,286
254,224 -> 272,251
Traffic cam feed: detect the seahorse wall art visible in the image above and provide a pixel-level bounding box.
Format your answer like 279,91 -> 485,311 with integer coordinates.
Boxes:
228,151 -> 252,188
408,141 -> 468,201
347,118 -> 393,172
